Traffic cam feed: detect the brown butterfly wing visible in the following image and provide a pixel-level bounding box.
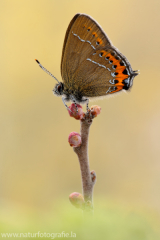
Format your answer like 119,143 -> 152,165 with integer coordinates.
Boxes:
61,13 -> 80,75
61,14 -> 137,98
61,14 -> 112,82
72,47 -> 134,97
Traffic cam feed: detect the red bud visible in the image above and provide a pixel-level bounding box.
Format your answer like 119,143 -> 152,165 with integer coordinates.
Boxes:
91,105 -> 101,117
68,132 -> 82,147
69,192 -> 84,209
68,103 -> 84,120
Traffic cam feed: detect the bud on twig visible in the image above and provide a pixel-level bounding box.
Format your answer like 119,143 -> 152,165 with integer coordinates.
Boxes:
91,105 -> 101,117
68,103 -> 84,120
69,192 -> 84,209
91,170 -> 96,184
68,132 -> 82,147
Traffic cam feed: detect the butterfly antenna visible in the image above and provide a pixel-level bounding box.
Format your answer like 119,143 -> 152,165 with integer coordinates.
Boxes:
35,59 -> 60,83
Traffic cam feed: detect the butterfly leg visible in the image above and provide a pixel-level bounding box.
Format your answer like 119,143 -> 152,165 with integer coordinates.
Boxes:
62,96 -> 72,112
71,96 -> 79,112
80,98 -> 89,112
78,98 -> 89,112
86,100 -> 89,112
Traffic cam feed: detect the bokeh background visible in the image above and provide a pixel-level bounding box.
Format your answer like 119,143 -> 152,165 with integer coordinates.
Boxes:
1,0 -> 160,239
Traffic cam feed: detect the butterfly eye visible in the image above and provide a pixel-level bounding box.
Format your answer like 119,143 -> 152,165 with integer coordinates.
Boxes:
57,85 -> 61,92
105,56 -> 110,60
109,60 -> 113,64
99,52 -> 103,57
57,83 -> 64,93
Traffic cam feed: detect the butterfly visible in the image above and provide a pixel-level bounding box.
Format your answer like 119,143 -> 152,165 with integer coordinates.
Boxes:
36,13 -> 138,111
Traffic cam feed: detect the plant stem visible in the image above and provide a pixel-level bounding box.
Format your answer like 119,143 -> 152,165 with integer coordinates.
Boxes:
73,113 -> 96,212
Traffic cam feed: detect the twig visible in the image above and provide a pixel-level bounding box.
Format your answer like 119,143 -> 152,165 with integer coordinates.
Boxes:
73,112 -> 96,212
68,105 -> 100,213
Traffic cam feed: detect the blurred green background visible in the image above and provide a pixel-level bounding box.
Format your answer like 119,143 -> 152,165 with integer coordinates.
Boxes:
1,0 -> 160,239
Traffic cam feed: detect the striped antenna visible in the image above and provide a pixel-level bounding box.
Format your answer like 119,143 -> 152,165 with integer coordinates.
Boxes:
35,59 -> 59,83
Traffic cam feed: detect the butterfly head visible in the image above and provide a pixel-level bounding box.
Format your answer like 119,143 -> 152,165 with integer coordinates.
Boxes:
53,82 -> 64,96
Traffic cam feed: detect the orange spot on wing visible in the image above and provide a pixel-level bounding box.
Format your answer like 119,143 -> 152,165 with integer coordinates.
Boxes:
107,53 -> 119,63
96,37 -> 103,44
114,80 -> 124,87
92,32 -> 98,37
100,50 -> 107,56
109,86 -> 123,94
106,53 -> 129,85
115,70 -> 129,86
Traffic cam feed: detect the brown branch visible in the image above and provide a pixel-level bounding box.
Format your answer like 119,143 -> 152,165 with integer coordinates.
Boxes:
73,111 -> 96,212
68,105 -> 100,212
